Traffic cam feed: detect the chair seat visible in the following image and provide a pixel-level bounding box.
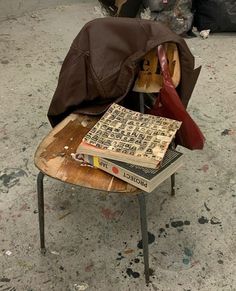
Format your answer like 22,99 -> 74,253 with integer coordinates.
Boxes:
34,114 -> 140,194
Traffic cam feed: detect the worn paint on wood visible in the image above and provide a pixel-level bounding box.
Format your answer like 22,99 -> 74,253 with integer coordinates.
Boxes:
34,114 -> 140,194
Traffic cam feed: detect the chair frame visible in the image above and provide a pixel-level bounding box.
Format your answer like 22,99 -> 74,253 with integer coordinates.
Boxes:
36,170 -> 175,284
36,93 -> 176,284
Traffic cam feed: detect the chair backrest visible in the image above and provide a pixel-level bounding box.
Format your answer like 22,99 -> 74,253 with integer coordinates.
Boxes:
133,42 -> 181,93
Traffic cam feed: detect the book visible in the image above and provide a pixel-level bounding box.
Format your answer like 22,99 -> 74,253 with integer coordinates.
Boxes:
72,149 -> 183,193
76,103 -> 182,169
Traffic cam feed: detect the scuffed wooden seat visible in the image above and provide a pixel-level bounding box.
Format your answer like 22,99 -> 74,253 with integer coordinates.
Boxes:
34,113 -> 139,193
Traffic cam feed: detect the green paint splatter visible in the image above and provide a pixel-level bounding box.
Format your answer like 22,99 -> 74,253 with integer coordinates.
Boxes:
183,257 -> 190,265
184,247 -> 193,257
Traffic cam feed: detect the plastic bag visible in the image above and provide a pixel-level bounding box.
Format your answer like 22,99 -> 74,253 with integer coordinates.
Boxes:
193,0 -> 236,32
143,0 -> 193,35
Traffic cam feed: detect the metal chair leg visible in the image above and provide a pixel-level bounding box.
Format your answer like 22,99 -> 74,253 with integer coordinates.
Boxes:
139,92 -> 145,113
37,171 -> 46,252
171,173 -> 175,196
138,193 -> 150,284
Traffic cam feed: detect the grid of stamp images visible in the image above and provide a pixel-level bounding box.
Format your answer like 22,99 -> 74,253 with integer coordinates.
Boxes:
83,103 -> 181,161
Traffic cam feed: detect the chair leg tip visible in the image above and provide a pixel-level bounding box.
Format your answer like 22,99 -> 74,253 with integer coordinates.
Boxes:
40,248 -> 46,255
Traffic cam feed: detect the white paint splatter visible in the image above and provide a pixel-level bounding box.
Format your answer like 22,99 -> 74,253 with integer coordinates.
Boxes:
73,283 -> 89,291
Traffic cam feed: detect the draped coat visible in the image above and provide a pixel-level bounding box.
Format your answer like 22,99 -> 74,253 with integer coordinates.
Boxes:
48,17 -> 201,127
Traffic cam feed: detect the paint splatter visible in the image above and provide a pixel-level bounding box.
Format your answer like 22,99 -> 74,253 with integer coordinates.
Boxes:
184,220 -> 191,225
38,121 -> 48,129
0,168 -> 27,192
198,216 -> 209,224
72,282 -> 89,290
149,268 -> 154,276
221,129 -> 235,136
84,263 -> 94,272
126,268 -> 140,278
171,220 -> 183,228
101,208 -> 121,220
183,257 -> 190,265
124,249 -> 134,254
0,278 -> 11,282
201,164 -> 209,172
116,252 -> 125,261
183,247 -> 193,265
1,60 -> 9,64
204,202 -> 211,211
158,228 -> 167,238
137,232 -> 155,249
20,203 -> 30,211
210,217 -> 221,225
184,247 -> 193,257
170,220 -> 190,232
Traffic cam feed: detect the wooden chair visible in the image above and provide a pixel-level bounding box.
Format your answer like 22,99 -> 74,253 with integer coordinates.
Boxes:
34,111 -> 176,284
133,42 -> 181,93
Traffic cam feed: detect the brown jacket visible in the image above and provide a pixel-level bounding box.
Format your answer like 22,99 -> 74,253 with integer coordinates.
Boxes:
48,17 -> 201,126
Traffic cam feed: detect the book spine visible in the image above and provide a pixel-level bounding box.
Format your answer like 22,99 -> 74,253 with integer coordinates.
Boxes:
82,155 -> 150,192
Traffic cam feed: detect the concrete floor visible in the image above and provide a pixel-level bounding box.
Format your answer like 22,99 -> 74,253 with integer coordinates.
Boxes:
0,1 -> 236,290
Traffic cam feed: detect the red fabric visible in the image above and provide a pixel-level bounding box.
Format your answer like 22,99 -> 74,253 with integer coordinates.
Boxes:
148,45 -> 205,150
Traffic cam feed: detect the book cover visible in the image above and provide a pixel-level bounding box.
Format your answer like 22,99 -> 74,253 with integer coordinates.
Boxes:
76,103 -> 182,169
72,149 -> 183,193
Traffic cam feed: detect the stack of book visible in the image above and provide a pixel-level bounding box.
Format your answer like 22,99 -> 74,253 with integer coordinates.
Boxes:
73,103 -> 184,192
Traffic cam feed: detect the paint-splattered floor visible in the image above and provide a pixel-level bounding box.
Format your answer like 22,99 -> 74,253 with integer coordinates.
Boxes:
0,1 -> 236,290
